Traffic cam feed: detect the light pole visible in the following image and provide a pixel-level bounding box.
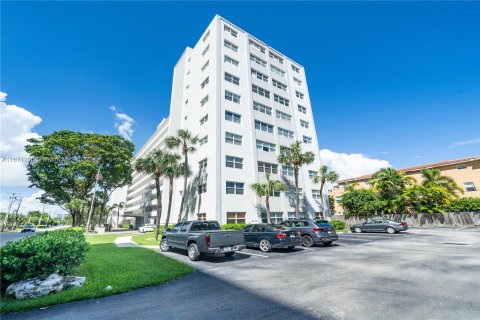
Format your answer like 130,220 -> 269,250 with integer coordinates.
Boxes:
85,164 -> 103,233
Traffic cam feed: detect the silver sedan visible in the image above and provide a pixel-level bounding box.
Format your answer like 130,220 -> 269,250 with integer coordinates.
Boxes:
350,219 -> 408,234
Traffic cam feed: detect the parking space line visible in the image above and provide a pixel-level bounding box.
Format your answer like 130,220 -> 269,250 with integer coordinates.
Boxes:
236,251 -> 269,258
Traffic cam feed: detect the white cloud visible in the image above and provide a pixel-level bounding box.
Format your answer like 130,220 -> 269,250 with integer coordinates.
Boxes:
319,149 -> 391,182
449,137 -> 480,148
0,190 -> 67,217
109,106 -> 135,141
0,92 -> 42,188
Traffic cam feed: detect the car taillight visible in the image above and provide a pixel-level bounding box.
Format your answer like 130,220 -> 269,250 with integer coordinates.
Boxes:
277,233 -> 287,239
401,222 -> 407,227
205,234 -> 211,247
313,228 -> 326,232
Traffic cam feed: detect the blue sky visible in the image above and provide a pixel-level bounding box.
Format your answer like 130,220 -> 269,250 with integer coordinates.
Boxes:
1,2 -> 480,210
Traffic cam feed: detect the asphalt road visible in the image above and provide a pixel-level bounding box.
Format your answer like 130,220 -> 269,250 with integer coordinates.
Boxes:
3,228 -> 480,320
0,231 -> 38,246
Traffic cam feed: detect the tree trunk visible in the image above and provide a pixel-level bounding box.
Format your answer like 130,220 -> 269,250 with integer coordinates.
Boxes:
165,178 -> 174,231
154,176 -> 163,241
319,181 -> 325,213
265,195 -> 271,224
178,152 -> 188,222
294,164 -> 300,218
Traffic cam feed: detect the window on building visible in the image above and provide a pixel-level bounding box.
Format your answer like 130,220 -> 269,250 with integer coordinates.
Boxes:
457,165 -> 467,170
312,190 -> 321,200
253,101 -> 272,115
225,91 -> 241,104
251,69 -> 268,82
282,165 -> 294,176
258,161 -> 278,174
199,135 -> 208,145
224,55 -> 239,66
261,212 -> 283,224
224,72 -> 240,85
202,45 -> 209,56
225,111 -> 241,123
271,65 -> 285,77
198,183 -> 207,194
199,114 -> 208,125
252,84 -> 270,98
224,25 -> 238,37
293,77 -> 302,85
224,40 -> 238,52
276,110 -> 292,122
202,30 -> 210,42
278,127 -> 294,139
200,95 -> 209,106
227,212 -> 246,224
255,120 -> 274,133
272,79 -> 287,91
201,77 -> 209,89
300,120 -> 309,128
274,94 -> 289,106
308,170 -> 318,179
296,91 -> 304,99
197,213 -> 206,221
256,140 -> 276,152
269,51 -> 284,64
291,65 -> 300,73
288,212 -> 307,219
225,132 -> 242,145
303,136 -> 312,144
226,181 -> 245,195
201,60 -> 209,72
250,54 -> 267,67
464,182 -> 477,192
249,40 -> 265,53
298,105 -> 307,114
286,188 -> 303,198
226,156 -> 243,169
198,158 -> 207,171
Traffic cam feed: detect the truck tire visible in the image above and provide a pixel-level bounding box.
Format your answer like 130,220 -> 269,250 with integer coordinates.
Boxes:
188,243 -> 201,261
160,239 -> 170,252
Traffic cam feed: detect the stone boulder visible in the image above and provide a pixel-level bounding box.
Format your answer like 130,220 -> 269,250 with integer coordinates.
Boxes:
6,273 -> 86,300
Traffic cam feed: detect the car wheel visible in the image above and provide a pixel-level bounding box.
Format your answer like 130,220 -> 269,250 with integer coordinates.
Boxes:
224,251 -> 235,257
354,227 -> 362,233
302,235 -> 314,247
259,239 -> 272,252
160,239 -> 170,252
323,241 -> 333,246
386,227 -> 396,234
187,243 -> 201,261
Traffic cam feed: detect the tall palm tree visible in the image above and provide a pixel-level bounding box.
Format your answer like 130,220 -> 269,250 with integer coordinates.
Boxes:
135,149 -> 166,241
370,168 -> 415,213
251,173 -> 288,224
114,202 -> 125,227
162,152 -> 183,231
313,165 -> 339,213
420,168 -> 463,197
166,129 -> 199,222
277,141 -> 315,218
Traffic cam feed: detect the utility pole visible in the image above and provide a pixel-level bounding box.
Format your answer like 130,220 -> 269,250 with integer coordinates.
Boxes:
11,196 -> 23,229
38,204 -> 46,226
1,193 -> 17,232
86,165 -> 103,233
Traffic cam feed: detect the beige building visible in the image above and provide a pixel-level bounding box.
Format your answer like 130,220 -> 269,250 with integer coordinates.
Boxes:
329,155 -> 480,214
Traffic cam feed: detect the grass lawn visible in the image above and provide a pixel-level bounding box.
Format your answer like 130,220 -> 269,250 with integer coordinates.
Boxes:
131,232 -> 160,246
1,233 -> 194,314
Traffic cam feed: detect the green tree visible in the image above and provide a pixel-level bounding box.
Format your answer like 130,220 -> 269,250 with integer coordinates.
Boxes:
25,131 -> 134,226
277,141 -> 315,218
162,152 -> 184,231
328,195 -> 336,215
313,165 -> 339,212
251,173 -> 288,223
135,149 -> 166,241
403,185 -> 451,214
166,129 -> 199,222
446,197 -> 480,212
369,168 -> 415,214
341,189 -> 380,218
420,168 -> 463,197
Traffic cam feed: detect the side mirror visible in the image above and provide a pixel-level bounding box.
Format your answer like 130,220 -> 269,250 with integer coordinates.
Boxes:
166,228 -> 172,232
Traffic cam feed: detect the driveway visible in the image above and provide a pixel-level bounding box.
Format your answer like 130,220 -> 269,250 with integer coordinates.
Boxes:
3,228 -> 480,320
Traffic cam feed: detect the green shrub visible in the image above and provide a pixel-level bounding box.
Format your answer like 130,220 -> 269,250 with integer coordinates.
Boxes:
0,229 -> 89,292
155,225 -> 174,234
15,226 -> 24,229
36,225 -> 47,229
446,197 -> 480,213
122,224 -> 131,229
221,223 -> 249,230
330,220 -> 346,230
64,226 -> 85,232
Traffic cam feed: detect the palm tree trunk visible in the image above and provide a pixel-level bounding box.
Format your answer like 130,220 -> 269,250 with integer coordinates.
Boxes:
319,181 -> 325,213
294,164 -> 300,218
178,152 -> 188,222
154,176 -> 163,241
165,178 -> 174,231
265,195 -> 271,224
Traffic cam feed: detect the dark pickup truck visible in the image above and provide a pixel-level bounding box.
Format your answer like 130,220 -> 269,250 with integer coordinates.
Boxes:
160,220 -> 246,261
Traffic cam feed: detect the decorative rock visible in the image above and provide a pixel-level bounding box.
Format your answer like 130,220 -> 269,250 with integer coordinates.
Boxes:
105,285 -> 112,291
6,273 -> 86,300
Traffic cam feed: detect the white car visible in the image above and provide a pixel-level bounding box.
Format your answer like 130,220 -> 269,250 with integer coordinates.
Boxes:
138,224 -> 155,233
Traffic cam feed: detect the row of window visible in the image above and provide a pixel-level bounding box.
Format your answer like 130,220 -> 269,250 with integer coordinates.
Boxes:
198,131 -> 313,148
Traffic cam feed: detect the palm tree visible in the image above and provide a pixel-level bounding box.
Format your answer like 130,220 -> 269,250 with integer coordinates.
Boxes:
420,168 -> 463,197
251,173 -> 288,224
166,129 -> 199,222
135,149 -> 166,241
313,165 -> 339,213
370,168 -> 415,213
277,141 -> 315,218
162,152 -> 183,231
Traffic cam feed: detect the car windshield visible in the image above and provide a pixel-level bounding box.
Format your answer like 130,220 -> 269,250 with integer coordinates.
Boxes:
191,221 -> 220,231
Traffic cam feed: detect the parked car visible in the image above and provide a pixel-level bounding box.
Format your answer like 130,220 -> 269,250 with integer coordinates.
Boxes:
281,219 -> 338,247
21,225 -> 36,233
243,224 -> 301,252
138,223 -> 155,233
350,219 -> 408,234
160,220 -> 246,261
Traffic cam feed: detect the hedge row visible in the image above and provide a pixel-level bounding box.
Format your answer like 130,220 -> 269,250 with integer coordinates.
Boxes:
221,223 -> 249,230
330,220 -> 346,230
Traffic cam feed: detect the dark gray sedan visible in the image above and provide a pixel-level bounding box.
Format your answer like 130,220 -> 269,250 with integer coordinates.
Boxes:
350,219 -> 408,234
243,224 -> 301,252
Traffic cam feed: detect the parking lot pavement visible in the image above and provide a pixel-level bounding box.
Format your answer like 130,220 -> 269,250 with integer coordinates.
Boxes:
4,228 -> 480,320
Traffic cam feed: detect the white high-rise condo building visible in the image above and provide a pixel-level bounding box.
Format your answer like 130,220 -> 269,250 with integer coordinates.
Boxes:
113,15 -> 323,227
